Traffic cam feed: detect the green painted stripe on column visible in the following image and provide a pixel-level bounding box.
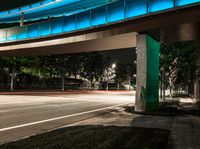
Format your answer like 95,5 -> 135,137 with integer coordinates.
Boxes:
145,35 -> 160,110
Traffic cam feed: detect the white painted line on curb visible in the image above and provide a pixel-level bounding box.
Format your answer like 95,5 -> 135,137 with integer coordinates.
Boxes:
0,103 -> 130,132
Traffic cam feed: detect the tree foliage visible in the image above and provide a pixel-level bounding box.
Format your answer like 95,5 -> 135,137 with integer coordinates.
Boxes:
160,41 -> 200,94
0,52 -> 135,90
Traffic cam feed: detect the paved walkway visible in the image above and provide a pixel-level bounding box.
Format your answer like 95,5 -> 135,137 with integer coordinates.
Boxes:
168,98 -> 200,149
70,98 -> 200,149
168,115 -> 200,149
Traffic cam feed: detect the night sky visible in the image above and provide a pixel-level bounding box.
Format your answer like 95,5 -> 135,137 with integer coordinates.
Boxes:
99,48 -> 136,65
0,0 -> 41,11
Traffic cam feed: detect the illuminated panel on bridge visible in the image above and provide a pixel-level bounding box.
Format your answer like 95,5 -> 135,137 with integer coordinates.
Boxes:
148,0 -> 174,13
0,0 -> 200,43
91,6 -> 107,26
38,22 -> 51,37
77,11 -> 91,30
176,0 -> 200,6
107,0 -> 124,22
28,24 -> 39,38
0,30 -> 7,43
126,0 -> 147,18
51,18 -> 64,34
17,27 -> 28,40
0,0 -> 115,23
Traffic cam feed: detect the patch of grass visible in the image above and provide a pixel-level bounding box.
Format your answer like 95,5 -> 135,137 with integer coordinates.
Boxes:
0,126 -> 169,149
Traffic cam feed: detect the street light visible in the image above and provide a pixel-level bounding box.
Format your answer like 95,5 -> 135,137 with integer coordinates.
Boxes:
112,63 -> 116,69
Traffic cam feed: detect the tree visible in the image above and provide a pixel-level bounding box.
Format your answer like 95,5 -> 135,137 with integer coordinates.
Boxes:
115,63 -> 128,90
102,63 -> 116,90
55,54 -> 82,91
39,55 -> 59,78
160,41 -> 200,98
52,54 -> 68,91
81,52 -> 105,89
2,57 -> 23,90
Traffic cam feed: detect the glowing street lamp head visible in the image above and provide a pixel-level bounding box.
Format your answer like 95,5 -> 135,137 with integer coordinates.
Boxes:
112,63 -> 116,69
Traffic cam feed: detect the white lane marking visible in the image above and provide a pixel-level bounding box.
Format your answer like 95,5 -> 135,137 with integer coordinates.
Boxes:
0,103 -> 130,132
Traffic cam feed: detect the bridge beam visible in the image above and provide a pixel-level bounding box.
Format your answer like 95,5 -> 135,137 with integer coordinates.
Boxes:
135,34 -> 160,112
0,32 -> 137,56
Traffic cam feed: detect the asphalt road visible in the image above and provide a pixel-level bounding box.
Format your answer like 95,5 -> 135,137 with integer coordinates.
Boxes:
0,91 -> 135,144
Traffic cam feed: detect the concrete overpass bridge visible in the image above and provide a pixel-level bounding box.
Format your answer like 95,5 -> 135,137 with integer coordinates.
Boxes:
0,0 -> 200,112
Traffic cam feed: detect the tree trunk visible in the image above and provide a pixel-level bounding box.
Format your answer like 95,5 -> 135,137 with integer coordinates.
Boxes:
117,83 -> 120,90
186,84 -> 190,96
160,81 -> 163,100
163,83 -> 166,100
194,80 -> 200,101
169,86 -> 172,98
90,81 -> 93,90
169,78 -> 173,98
106,82 -> 109,91
61,77 -> 65,91
128,76 -> 131,90
10,68 -> 14,91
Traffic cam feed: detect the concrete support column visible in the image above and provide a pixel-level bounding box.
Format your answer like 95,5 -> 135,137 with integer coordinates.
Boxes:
20,12 -> 24,26
135,34 -> 160,112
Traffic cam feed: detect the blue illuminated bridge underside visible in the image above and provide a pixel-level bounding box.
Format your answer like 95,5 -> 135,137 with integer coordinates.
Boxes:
0,0 -> 118,23
0,0 -> 200,44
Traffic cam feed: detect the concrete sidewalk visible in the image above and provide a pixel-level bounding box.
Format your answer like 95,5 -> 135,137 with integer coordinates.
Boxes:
69,99 -> 200,149
168,98 -> 200,149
